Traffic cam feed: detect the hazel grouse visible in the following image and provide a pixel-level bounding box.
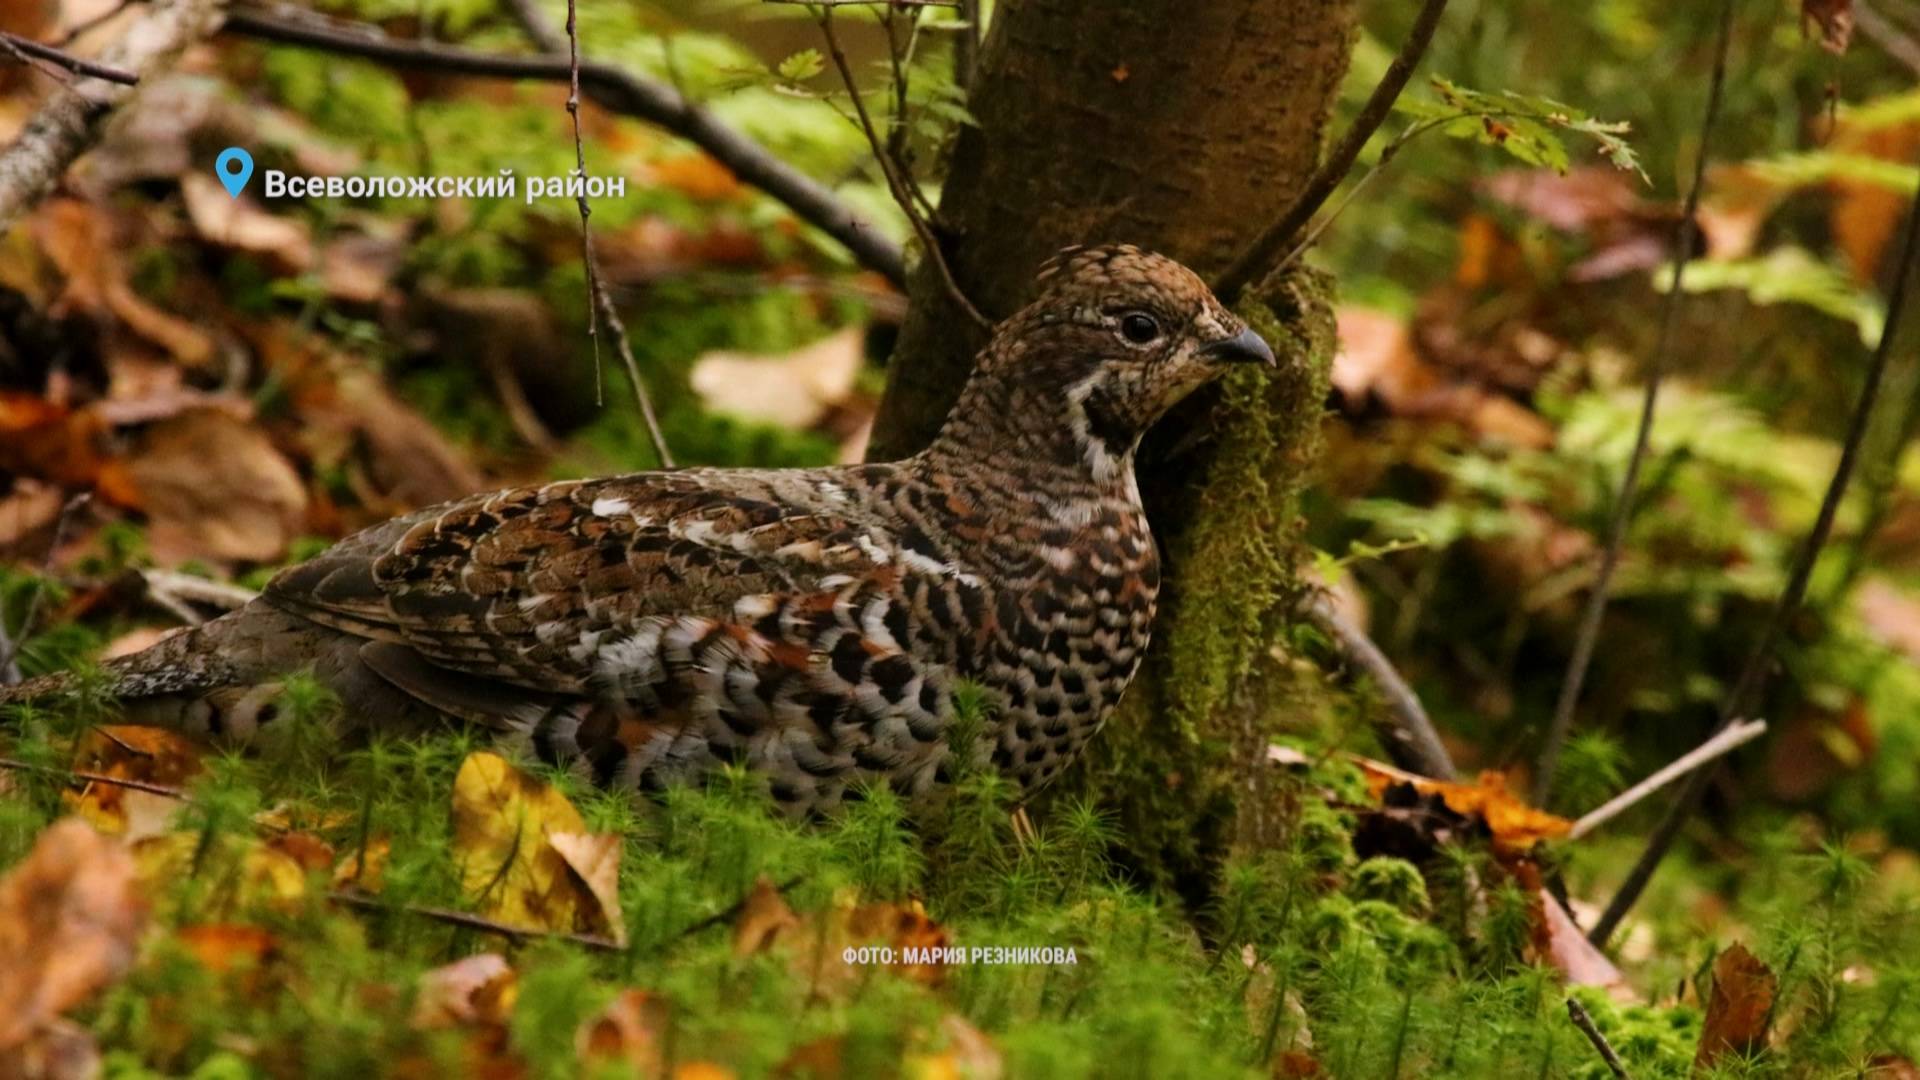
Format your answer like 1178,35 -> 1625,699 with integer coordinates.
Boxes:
3,245 -> 1276,815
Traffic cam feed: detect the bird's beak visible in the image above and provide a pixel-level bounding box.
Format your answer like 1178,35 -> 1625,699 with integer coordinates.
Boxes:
1201,326 -> 1277,368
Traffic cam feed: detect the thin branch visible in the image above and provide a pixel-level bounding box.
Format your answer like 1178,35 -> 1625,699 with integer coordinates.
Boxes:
1566,998 -> 1633,1080
0,755 -> 193,800
0,0 -> 221,231
952,0 -> 979,92
1533,0 -> 1738,808
223,4 -> 905,286
1859,1 -> 1920,74
1300,590 -> 1457,780
328,889 -> 624,951
544,0 -> 673,465
1569,719 -> 1766,840
1213,0 -> 1450,302
0,494 -> 89,685
1591,140 -> 1920,946
142,569 -> 258,613
0,29 -> 142,84
810,4 -> 989,329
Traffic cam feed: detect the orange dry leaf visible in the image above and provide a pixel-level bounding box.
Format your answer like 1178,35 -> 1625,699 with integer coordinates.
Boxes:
122,407 -> 309,564
63,724 -> 204,839
1695,942 -> 1776,1071
732,877 -> 950,997
1353,758 -> 1572,852
0,819 -> 146,1051
450,752 -> 627,944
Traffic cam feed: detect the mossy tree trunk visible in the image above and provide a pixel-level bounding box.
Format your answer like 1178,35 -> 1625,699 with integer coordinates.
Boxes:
869,0 -> 1356,895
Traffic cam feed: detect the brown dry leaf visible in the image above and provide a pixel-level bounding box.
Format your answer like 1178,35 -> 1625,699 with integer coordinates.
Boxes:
1537,889 -> 1632,1000
451,751 -> 625,942
412,953 -> 519,1030
732,875 -> 801,957
1353,758 -> 1572,852
267,832 -> 337,874
333,837 -> 391,893
180,173 -> 314,272
1868,1056 -> 1920,1079
0,1018 -> 101,1080
34,199 -> 217,368
1858,577 -> 1920,664
1332,307 -> 1438,411
122,407 -> 308,563
1802,0 -> 1854,52
0,391 -> 121,496
319,228 -> 407,305
0,818 -> 146,1051
63,724 -> 204,838
576,987 -> 670,1075
690,328 -> 866,432
1695,943 -> 1775,1071
648,154 -> 743,201
0,478 -> 63,554
175,924 -> 277,975
548,830 -> 627,948
734,880 -> 950,998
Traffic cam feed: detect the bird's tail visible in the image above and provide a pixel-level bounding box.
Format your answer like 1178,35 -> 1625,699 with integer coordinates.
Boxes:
1,618 -> 245,726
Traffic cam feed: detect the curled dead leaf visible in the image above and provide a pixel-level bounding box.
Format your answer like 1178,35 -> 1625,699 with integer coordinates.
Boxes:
451,752 -> 626,943
0,819 -> 146,1050
122,407 -> 308,564
413,953 -> 519,1030
1695,942 -> 1776,1071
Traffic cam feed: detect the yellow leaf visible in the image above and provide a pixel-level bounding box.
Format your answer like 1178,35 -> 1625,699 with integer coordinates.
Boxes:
451,751 -> 623,941
131,833 -> 308,917
62,725 -> 202,838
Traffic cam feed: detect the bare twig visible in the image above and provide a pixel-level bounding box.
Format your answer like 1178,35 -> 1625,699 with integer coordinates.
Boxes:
0,29 -> 142,84
543,0 -> 673,466
1591,140 -> 1920,946
328,889 -> 623,951
810,4 -> 989,329
1534,0 -> 1738,809
223,4 -> 906,286
142,569 -> 258,614
1566,998 -> 1633,1079
1859,1 -> 1920,74
0,0 -> 220,231
1213,0 -> 1450,302
1569,719 -> 1767,840
0,755 -> 192,800
0,494 -> 89,685
1300,591 -> 1457,780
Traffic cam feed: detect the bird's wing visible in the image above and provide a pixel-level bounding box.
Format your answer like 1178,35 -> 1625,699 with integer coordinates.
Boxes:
263,469 -> 907,695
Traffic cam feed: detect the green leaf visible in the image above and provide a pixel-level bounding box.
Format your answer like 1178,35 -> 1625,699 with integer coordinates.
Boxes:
1656,247 -> 1887,347
1397,76 -> 1644,179
775,48 -> 824,83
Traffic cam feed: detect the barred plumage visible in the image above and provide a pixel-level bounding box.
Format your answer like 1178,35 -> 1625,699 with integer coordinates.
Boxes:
3,245 -> 1274,815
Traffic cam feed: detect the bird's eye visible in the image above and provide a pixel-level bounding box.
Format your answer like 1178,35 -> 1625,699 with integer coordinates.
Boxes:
1119,313 -> 1161,345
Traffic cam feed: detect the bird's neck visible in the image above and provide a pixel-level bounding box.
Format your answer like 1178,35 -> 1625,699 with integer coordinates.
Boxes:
914,369 -> 1143,514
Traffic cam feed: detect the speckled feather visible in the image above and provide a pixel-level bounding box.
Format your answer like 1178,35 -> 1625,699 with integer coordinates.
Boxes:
3,246 -> 1272,815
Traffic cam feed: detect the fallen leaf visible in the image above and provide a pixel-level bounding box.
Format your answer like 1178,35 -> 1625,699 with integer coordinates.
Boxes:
180,173 -> 314,273
63,724 -> 204,838
0,818 -> 146,1050
1802,0 -> 1854,52
1537,889 -> 1632,1000
451,751 -> 625,942
905,1013 -> 1003,1080
734,879 -> 950,998
131,832 -> 309,917
547,830 -> 627,948
690,328 -> 866,432
576,988 -> 669,1074
413,953 -> 519,1030
34,199 -> 217,368
0,478 -> 63,554
1695,942 -> 1776,1072
175,924 -> 276,976
333,837 -> 391,892
122,407 -> 308,563
1353,758 -> 1572,852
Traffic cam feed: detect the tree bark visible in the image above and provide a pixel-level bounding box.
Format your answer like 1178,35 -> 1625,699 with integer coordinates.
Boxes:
869,0 -> 1356,891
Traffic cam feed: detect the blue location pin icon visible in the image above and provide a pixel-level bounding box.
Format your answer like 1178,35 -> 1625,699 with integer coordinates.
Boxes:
215,147 -> 254,198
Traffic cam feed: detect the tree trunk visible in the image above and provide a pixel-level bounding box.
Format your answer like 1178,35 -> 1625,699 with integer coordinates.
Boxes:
869,0 -> 1356,892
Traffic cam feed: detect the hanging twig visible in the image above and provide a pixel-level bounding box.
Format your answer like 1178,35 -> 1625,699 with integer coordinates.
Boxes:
1568,719 -> 1766,840
1213,0 -> 1450,302
224,4 -> 905,286
1533,0 -> 1739,808
1591,140 -> 1920,946
1566,998 -> 1633,1079
0,29 -> 142,85
810,3 -> 989,329
548,0 -> 674,466
1300,591 -> 1457,780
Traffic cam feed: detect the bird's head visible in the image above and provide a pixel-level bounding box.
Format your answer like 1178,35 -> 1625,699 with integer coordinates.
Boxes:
972,244 -> 1275,473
